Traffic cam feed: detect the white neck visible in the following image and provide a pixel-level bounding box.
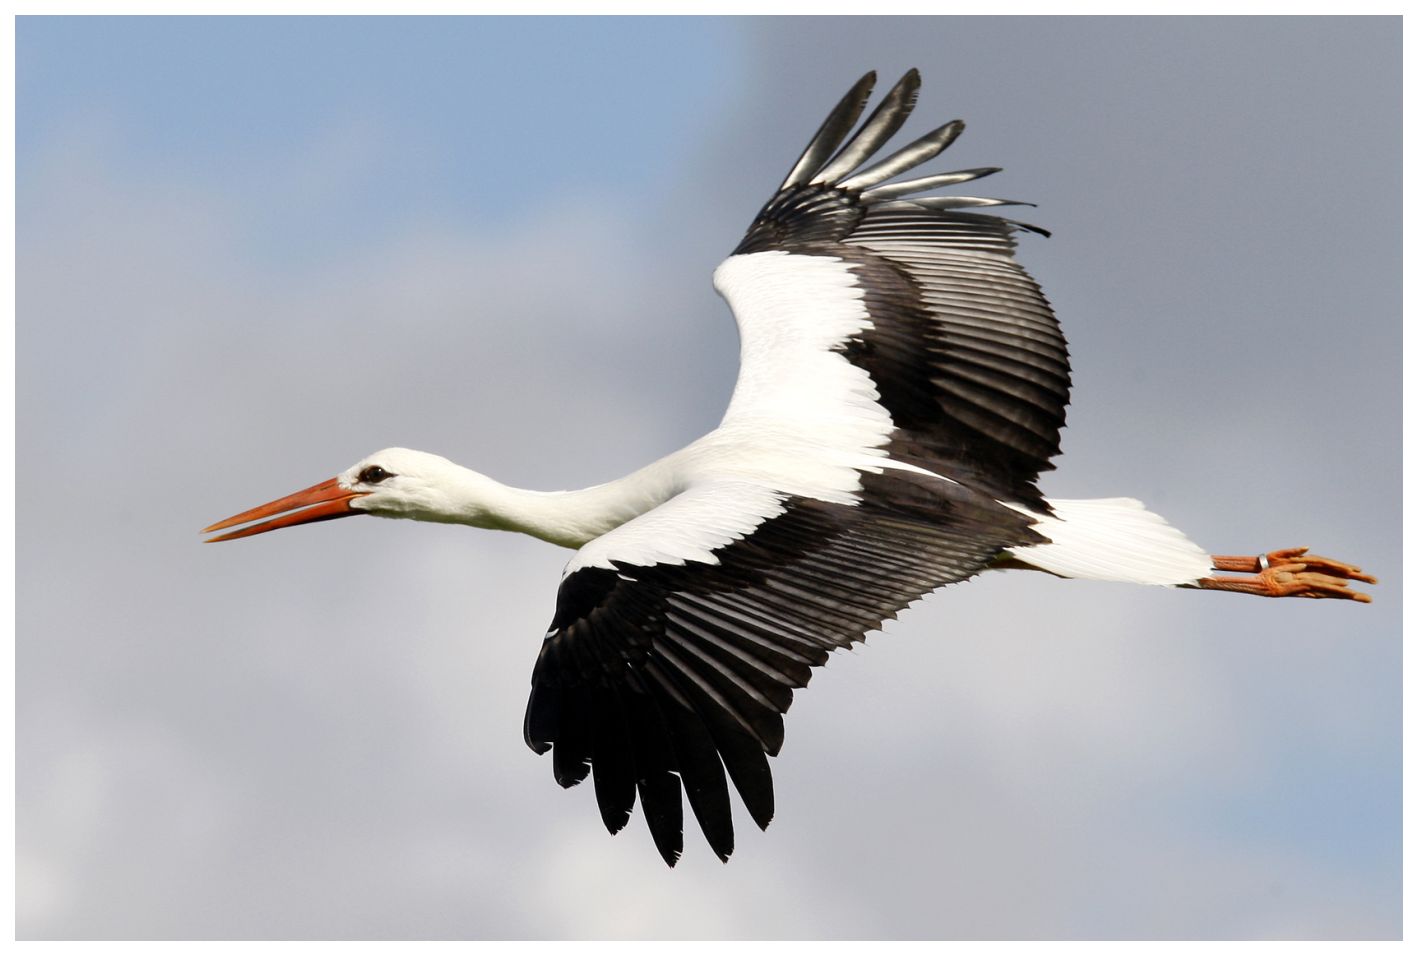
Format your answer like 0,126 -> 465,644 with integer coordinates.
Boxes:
363,451 -> 681,550
465,469 -> 678,549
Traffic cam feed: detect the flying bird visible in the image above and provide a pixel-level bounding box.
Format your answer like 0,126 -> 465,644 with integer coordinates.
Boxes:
204,70 -> 1375,865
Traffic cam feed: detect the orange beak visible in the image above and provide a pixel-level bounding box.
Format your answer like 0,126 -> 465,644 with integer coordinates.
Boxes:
203,477 -> 368,542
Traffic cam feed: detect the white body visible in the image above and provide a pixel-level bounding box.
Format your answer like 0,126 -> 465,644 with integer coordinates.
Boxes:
345,250 -> 1211,590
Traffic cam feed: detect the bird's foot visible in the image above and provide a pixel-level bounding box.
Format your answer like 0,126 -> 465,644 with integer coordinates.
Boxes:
1197,547 -> 1376,602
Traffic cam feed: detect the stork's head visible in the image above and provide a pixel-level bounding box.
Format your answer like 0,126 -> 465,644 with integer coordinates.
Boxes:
203,447 -> 473,541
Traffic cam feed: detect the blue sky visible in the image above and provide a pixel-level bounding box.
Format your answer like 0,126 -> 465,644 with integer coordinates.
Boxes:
20,17 -> 741,270
17,16 -> 1400,940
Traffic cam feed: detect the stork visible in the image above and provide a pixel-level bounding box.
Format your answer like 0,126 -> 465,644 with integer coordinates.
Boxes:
204,70 -> 1375,865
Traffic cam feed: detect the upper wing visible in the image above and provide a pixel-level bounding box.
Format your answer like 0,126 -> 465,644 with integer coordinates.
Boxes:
524,472 -> 1041,865
720,69 -> 1070,513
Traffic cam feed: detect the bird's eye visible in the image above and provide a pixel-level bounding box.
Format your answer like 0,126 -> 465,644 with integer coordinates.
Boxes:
358,465 -> 393,485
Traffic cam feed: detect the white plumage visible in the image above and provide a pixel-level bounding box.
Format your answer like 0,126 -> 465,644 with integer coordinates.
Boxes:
1007,497 -> 1213,586
715,251 -> 891,448
568,482 -> 787,574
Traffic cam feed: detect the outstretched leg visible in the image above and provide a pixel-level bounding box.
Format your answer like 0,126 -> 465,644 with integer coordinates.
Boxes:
1191,547 -> 1376,602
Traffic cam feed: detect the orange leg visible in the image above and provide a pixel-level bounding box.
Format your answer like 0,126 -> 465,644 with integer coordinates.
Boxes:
1193,547 -> 1377,603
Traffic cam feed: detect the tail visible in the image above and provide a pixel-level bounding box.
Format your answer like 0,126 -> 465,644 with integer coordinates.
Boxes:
1003,497 -> 1211,587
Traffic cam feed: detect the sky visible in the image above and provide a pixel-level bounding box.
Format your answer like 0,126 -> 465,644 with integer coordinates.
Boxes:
16,15 -> 1400,940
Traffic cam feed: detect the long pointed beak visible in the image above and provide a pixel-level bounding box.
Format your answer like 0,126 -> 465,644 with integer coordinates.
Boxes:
203,477 -> 368,542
